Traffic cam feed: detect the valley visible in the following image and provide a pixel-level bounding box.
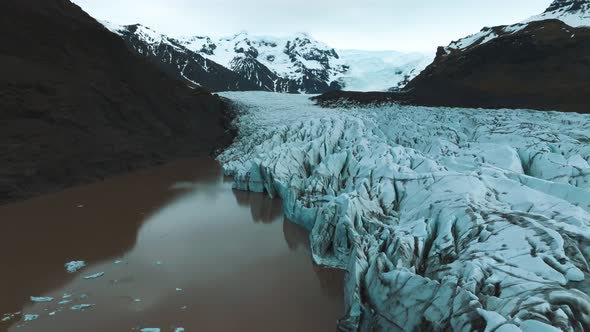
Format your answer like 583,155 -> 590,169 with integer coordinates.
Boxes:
1,0 -> 590,331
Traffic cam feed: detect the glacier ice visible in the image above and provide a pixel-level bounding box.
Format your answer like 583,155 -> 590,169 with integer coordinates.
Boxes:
219,92 -> 590,332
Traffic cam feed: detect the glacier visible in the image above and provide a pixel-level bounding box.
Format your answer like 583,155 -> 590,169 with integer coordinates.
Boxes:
218,92 -> 590,331
337,50 -> 434,92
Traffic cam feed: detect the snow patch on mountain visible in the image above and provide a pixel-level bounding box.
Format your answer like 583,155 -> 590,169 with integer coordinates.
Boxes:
446,24 -> 528,52
526,0 -> 590,27
177,32 -> 347,92
446,0 -> 590,53
219,91 -> 590,331
336,50 -> 434,91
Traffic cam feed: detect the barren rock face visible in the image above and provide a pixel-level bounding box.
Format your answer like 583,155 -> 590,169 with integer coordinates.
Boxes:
219,92 -> 590,332
0,0 -> 234,203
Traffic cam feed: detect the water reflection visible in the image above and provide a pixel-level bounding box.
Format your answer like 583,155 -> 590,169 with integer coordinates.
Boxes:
232,190 -> 284,224
0,159 -> 212,322
1,158 -> 343,332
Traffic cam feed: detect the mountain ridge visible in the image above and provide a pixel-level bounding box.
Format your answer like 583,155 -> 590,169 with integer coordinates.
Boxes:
102,22 -> 431,93
315,0 -> 590,113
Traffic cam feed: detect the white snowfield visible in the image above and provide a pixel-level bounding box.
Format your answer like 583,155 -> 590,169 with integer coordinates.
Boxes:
218,92 -> 590,332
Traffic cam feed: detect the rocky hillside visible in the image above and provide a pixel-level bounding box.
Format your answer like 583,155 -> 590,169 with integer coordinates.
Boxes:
404,18 -> 590,113
0,0 -> 235,203
316,0 -> 590,113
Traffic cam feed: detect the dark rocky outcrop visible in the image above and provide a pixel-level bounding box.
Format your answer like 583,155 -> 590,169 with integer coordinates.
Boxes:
315,19 -> 590,114
403,19 -> 590,113
0,0 -> 236,204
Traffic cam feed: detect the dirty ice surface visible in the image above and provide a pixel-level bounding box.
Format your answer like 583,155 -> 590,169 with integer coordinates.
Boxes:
219,92 -> 590,331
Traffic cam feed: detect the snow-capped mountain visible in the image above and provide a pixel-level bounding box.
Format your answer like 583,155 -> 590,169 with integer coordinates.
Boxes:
527,0 -> 590,27
445,0 -> 590,53
101,22 -> 429,93
376,0 -> 590,113
336,50 -> 434,92
103,23 -> 260,91
177,32 -> 348,93
103,22 -> 347,93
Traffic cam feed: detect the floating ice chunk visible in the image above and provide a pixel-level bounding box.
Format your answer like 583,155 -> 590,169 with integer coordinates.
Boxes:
140,329 -> 160,332
175,288 -> 182,292
23,314 -> 39,322
48,312 -> 56,316
175,328 -> 185,332
30,296 -> 53,303
153,260 -> 163,266
114,260 -> 123,264
64,261 -> 86,273
133,299 -> 142,303
2,314 -> 14,322
70,304 -> 94,311
83,272 -> 105,280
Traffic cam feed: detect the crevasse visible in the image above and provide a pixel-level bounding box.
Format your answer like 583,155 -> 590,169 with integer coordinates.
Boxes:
218,92 -> 590,332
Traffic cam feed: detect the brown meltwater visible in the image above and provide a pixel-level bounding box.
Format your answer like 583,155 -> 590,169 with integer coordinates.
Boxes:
0,158 -> 343,332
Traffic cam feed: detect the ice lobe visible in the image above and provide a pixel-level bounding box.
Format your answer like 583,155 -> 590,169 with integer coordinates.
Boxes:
219,92 -> 590,331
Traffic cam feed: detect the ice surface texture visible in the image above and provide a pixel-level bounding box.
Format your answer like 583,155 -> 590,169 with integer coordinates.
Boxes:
219,92 -> 590,331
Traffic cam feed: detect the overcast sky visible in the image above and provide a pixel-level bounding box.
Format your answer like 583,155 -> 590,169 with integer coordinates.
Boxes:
73,0 -> 553,51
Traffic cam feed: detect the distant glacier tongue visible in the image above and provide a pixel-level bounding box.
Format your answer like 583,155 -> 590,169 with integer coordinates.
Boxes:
218,92 -> 590,332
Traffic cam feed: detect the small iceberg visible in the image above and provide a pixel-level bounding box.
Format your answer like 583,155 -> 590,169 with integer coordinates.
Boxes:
140,329 -> 160,332
64,261 -> 86,273
83,272 -> 105,280
30,296 -> 53,303
23,314 -> 39,322
70,304 -> 94,311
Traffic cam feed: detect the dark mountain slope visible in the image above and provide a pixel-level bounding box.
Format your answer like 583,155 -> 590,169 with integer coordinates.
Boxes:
315,19 -> 590,113
0,0 -> 235,203
402,20 -> 590,113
